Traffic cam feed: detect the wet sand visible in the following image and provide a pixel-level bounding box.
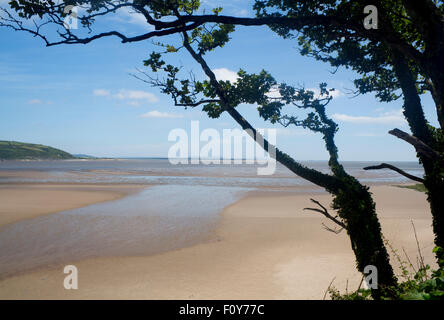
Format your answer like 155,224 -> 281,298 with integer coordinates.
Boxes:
0,183 -> 435,299
0,183 -> 144,227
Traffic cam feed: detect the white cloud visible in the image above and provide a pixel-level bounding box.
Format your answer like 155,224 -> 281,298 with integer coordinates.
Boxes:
140,111 -> 184,119
332,109 -> 405,125
266,86 -> 282,99
275,128 -> 314,136
93,89 -> 111,96
212,68 -> 239,83
308,87 -> 343,99
111,7 -> 154,29
266,86 -> 343,100
115,89 -> 158,103
94,89 -> 159,106
28,99 -> 42,104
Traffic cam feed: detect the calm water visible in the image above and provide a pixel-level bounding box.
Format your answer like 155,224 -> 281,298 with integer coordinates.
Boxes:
0,185 -> 250,278
0,159 -> 424,188
0,159 -> 424,277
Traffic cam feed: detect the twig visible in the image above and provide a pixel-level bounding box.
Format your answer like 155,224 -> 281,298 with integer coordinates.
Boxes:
389,128 -> 440,160
323,277 -> 336,300
357,275 -> 364,292
304,198 -> 346,233
402,247 -> 417,274
411,220 -> 425,270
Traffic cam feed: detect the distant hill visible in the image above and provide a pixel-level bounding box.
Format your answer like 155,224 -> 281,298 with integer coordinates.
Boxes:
72,154 -> 97,159
0,141 -> 74,160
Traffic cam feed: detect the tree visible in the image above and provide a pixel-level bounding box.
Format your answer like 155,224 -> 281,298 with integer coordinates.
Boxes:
2,1 -> 441,254
1,0 -> 408,297
139,28 -> 398,297
250,0 -> 444,262
138,0 -> 444,257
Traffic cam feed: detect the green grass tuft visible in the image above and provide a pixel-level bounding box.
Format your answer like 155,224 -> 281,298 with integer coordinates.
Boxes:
394,183 -> 427,193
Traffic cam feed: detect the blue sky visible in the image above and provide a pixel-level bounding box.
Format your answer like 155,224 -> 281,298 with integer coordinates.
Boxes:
0,0 -> 440,161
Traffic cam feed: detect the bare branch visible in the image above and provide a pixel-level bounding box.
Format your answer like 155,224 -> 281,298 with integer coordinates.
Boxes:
303,198 -> 346,233
1,4 -> 425,74
363,163 -> 424,183
0,7 -> 204,47
411,220 -> 426,271
323,277 -> 336,300
389,128 -> 440,160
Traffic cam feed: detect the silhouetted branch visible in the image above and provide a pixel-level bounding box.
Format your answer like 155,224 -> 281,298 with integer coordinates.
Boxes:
363,163 -> 424,183
304,198 -> 346,233
0,7 -> 204,47
389,128 -> 440,160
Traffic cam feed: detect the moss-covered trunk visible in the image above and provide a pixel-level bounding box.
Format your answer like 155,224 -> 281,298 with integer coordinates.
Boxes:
333,180 -> 397,296
423,168 -> 444,264
392,50 -> 444,263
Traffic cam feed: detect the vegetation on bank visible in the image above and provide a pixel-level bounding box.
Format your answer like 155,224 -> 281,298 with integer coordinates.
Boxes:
395,184 -> 428,193
329,246 -> 444,300
0,140 -> 74,160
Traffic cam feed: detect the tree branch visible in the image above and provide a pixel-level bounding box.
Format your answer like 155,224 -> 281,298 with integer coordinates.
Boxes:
146,13 -> 425,72
0,7 -> 205,47
304,198 -> 346,233
363,163 -> 424,183
180,30 -> 345,193
389,128 -> 440,160
1,5 -> 425,71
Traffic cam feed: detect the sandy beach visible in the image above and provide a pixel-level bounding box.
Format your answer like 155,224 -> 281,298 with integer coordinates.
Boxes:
0,180 -> 436,299
0,183 -> 144,227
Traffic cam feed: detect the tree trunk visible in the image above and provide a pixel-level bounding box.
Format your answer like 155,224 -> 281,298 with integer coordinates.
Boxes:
392,49 -> 444,260
402,0 -> 444,128
333,178 -> 398,296
424,172 -> 444,265
183,36 -> 397,297
228,108 -> 398,297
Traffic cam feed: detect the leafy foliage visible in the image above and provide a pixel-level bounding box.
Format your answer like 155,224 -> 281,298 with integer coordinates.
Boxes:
0,140 -> 74,160
329,247 -> 444,300
253,0 -> 426,103
395,183 -> 427,193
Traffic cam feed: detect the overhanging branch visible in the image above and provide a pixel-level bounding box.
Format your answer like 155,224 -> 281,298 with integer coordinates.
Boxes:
1,6 -> 425,72
304,198 -> 346,233
389,128 -> 440,160
180,30 -> 345,193
363,163 -> 424,183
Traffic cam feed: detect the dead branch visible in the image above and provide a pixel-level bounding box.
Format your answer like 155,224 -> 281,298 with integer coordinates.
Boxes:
304,198 -> 346,233
323,277 -> 336,300
363,163 -> 424,183
411,220 -> 426,271
389,128 -> 440,160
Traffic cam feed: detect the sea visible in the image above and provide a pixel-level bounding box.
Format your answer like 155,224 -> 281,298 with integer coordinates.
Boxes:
0,158 -> 424,188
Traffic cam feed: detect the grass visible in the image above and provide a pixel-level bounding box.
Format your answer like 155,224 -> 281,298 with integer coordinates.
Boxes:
394,183 -> 427,193
0,140 -> 74,160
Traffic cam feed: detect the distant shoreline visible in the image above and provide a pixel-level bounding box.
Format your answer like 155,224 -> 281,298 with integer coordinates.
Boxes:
0,158 -> 424,162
